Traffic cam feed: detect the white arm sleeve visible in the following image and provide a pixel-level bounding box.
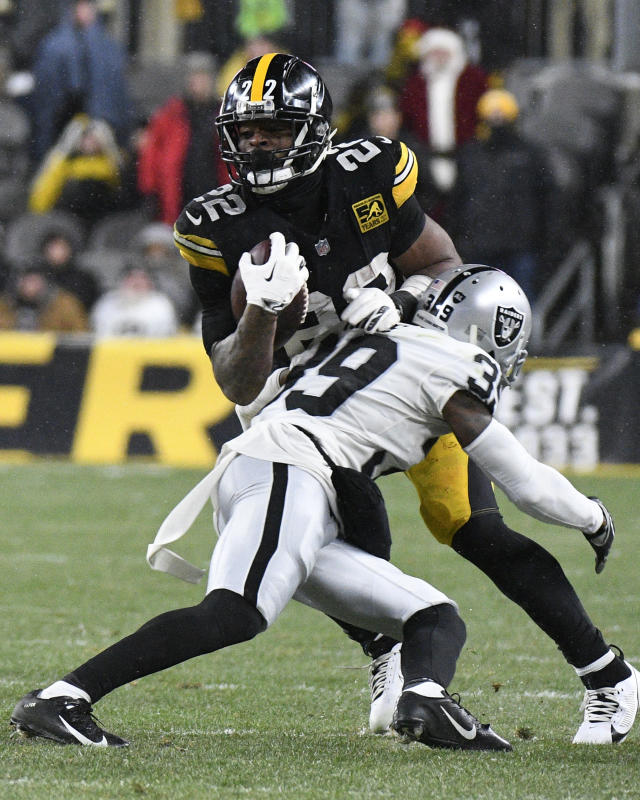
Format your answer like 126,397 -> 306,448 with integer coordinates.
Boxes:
464,419 -> 603,532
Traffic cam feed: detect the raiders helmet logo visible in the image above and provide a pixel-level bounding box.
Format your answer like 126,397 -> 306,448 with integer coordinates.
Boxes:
494,306 -> 524,347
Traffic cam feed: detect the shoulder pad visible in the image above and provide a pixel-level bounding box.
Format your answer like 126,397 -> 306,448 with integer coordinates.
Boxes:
327,137 -> 417,209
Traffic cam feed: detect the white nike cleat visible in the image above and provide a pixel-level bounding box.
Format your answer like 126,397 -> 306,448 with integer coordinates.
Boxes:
573,663 -> 640,744
10,690 -> 128,747
392,680 -> 512,751
368,643 -> 403,733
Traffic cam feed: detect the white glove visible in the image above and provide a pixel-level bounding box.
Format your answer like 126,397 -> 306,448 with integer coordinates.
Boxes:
235,367 -> 289,431
341,287 -> 401,333
239,231 -> 309,314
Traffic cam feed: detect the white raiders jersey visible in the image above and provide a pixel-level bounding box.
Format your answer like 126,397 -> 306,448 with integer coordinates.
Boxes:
216,324 -> 502,496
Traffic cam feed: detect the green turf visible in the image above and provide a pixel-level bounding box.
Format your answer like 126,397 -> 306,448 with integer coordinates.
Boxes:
1,464 -> 639,799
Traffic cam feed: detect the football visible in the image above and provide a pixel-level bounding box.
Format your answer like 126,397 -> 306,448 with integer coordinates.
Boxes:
231,238 -> 309,349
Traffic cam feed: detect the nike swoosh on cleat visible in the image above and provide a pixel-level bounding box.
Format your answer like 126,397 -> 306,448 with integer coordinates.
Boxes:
59,716 -> 107,746
440,707 -> 477,740
185,210 -> 202,225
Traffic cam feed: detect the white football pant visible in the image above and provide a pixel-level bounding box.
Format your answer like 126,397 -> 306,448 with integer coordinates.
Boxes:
208,455 -> 454,639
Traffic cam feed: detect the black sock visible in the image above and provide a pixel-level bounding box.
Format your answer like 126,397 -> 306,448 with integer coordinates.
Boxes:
401,604 -> 466,688
63,589 -> 265,703
582,653 -> 632,690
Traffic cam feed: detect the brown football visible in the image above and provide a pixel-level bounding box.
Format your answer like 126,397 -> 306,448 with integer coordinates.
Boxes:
230,238 -> 309,349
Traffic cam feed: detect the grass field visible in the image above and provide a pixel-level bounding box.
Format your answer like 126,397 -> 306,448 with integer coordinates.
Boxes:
1,463 -> 639,799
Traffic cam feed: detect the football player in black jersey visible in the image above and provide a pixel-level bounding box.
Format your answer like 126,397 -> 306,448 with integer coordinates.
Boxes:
173,53 -> 625,743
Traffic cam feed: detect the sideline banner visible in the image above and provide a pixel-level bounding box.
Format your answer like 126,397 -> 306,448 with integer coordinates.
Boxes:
0,333 -> 637,467
497,356 -> 601,470
0,333 -> 238,467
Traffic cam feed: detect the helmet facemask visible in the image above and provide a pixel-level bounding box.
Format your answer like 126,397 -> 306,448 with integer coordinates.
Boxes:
219,114 -> 332,193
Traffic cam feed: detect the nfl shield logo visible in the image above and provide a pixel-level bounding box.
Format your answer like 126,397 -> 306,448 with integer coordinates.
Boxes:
315,237 -> 331,256
495,306 -> 524,346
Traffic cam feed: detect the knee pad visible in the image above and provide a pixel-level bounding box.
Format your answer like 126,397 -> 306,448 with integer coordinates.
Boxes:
405,604 -> 467,653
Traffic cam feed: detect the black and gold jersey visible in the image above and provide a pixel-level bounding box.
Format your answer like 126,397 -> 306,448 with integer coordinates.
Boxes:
174,136 -> 425,357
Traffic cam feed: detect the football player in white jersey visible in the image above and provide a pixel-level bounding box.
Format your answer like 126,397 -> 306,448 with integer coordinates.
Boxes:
11,267 -> 637,749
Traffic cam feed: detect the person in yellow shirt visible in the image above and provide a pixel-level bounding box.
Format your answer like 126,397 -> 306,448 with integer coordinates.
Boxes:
29,114 -> 121,224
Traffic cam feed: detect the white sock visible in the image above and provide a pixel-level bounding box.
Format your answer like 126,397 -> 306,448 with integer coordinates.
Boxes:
38,681 -> 91,703
574,649 -> 615,677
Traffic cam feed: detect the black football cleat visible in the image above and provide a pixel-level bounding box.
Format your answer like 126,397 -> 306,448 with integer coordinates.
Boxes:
10,691 -> 128,747
391,680 -> 512,751
583,497 -> 615,574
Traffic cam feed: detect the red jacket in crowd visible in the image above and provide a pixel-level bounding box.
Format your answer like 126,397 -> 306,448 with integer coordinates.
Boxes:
399,64 -> 489,150
137,96 -> 227,225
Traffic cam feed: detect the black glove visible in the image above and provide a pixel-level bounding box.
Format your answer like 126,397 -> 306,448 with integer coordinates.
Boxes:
583,497 -> 615,574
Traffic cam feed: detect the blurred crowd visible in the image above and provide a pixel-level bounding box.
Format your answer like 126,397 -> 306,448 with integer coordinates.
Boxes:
0,0 -> 636,342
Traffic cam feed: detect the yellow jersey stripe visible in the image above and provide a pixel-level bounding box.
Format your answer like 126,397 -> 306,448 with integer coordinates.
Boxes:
176,245 -> 229,275
250,53 -> 278,101
392,146 -> 417,208
173,229 -> 222,257
173,231 -> 229,276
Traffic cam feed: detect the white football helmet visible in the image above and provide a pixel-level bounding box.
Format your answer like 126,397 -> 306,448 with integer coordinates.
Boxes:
413,265 -> 532,386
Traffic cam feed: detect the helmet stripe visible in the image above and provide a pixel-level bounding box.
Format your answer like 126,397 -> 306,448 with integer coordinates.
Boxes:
431,266 -> 494,313
250,53 -> 278,101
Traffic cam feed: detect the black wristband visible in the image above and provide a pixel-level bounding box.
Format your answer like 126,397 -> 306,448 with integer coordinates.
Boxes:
391,290 -> 419,322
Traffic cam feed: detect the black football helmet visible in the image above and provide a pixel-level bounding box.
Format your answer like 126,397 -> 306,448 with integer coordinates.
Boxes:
216,53 -> 333,193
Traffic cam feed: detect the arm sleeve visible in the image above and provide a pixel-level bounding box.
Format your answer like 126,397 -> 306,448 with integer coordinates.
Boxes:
389,194 -> 426,258
464,418 -> 602,532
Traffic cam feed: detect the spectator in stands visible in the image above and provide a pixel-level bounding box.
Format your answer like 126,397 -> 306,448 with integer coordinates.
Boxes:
38,228 -> 100,312
0,251 -> 9,293
398,27 -> 488,211
114,116 -> 151,214
0,46 -> 31,223
334,0 -> 408,67
90,264 -> 178,337
217,35 -> 281,99
351,84 -> 440,215
138,51 -> 226,227
29,115 -> 122,226
30,0 -> 132,163
450,89 -> 553,301
385,17 -> 429,90
133,222 -> 197,325
235,0 -> 289,41
547,0 -> 613,63
3,1 -> 65,72
0,264 -> 89,331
